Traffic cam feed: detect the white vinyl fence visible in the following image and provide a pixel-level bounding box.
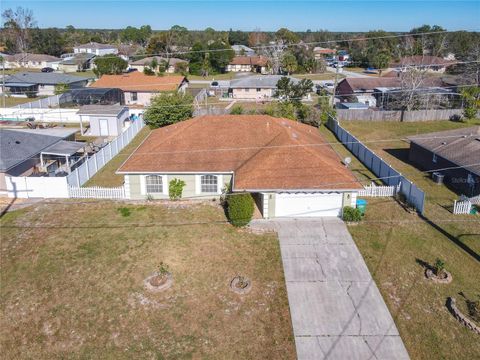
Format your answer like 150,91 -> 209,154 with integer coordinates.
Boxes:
68,185 -> 125,199
67,119 -> 145,187
452,195 -> 480,214
358,184 -> 399,197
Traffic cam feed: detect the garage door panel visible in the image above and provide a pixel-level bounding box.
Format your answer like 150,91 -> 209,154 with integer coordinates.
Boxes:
275,193 -> 343,217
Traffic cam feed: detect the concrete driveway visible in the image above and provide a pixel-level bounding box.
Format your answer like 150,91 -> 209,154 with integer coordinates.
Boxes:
250,218 -> 409,360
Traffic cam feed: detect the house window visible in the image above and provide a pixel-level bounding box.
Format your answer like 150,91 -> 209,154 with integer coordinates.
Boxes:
201,175 -> 218,193
245,88 -> 250,92
131,92 -> 138,101
432,153 -> 437,163
256,88 -> 261,92
145,175 -> 163,193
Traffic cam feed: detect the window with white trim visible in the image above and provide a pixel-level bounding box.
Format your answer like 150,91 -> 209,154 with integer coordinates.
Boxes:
201,175 -> 218,193
145,175 -> 163,193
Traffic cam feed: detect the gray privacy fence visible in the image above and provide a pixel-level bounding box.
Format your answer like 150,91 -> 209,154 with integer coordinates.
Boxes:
14,93 -> 73,109
327,116 -> 425,214
336,108 -> 464,122
67,119 -> 145,187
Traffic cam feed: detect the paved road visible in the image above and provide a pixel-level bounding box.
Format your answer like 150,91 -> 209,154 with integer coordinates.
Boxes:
326,66 -> 371,79
250,218 -> 409,360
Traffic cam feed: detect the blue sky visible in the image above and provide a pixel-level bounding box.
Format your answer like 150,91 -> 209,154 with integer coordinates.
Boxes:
2,1 -> 479,31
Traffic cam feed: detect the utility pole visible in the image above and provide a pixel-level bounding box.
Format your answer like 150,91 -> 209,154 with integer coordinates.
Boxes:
330,64 -> 340,107
1,57 -> 5,109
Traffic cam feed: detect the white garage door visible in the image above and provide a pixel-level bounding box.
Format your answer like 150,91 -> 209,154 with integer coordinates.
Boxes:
275,192 -> 343,217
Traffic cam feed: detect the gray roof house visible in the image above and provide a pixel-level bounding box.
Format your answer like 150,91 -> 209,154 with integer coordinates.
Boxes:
2,72 -> 90,97
228,75 -> 300,101
0,128 -> 85,192
231,44 -> 255,56
408,126 -> 480,196
59,53 -> 96,72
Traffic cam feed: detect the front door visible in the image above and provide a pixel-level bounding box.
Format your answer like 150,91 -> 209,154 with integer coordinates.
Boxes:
99,119 -> 109,136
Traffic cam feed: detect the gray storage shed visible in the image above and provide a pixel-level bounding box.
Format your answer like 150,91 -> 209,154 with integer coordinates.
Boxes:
77,105 -> 129,137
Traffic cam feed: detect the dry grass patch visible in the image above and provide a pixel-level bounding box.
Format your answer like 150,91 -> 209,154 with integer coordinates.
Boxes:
0,200 -> 295,359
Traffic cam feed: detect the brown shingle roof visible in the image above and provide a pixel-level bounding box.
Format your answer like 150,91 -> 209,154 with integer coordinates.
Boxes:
409,126 -> 480,175
90,72 -> 186,92
6,53 -> 60,62
130,56 -> 188,66
229,56 -> 269,66
339,75 -> 444,92
118,115 -> 362,190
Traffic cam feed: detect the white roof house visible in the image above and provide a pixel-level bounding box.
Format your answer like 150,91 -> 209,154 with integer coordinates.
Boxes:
73,42 -> 118,56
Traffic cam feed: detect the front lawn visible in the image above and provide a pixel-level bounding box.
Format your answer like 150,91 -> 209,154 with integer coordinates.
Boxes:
325,120 -> 480,359
0,201 -> 295,359
0,95 -> 47,107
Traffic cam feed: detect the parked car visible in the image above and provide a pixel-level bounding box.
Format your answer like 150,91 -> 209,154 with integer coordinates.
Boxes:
41,67 -> 54,73
210,81 -> 220,88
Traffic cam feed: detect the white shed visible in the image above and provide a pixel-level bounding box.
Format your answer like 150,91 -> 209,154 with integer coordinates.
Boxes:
77,105 -> 129,137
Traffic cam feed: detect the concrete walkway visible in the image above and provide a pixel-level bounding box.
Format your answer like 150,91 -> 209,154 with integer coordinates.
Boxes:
250,218 -> 409,360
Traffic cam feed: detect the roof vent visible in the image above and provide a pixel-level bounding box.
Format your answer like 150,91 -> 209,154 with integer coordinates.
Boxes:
15,140 -> 20,144
441,141 -> 447,145
292,132 -> 298,139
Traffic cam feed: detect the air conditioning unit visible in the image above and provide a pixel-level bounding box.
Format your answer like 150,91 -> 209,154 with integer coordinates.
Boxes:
432,172 -> 444,185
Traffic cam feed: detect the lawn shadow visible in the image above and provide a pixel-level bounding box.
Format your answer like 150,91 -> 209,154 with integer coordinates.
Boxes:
420,214 -> 480,263
415,258 -> 434,271
384,148 -> 411,164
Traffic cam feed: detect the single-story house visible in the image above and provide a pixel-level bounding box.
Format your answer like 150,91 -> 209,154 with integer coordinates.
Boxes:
90,72 -> 188,107
408,126 -> 480,196
1,53 -> 61,69
228,75 -> 301,101
117,115 -> 362,218
0,128 -> 85,191
73,42 -> 118,56
1,72 -> 90,97
335,76 -> 445,107
231,45 -> 255,56
313,47 -> 336,60
389,55 -> 456,73
129,56 -> 189,74
58,53 -> 96,72
77,104 -> 129,137
226,56 -> 269,74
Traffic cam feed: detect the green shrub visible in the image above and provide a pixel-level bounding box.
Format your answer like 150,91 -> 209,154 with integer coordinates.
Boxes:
226,193 -> 255,227
169,178 -> 186,200
434,258 -> 446,276
342,206 -> 362,222
117,207 -> 131,217
229,105 -> 244,115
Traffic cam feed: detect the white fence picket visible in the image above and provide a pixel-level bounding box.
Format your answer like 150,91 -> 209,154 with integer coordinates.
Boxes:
453,200 -> 472,215
358,184 -> 398,197
68,185 -> 125,199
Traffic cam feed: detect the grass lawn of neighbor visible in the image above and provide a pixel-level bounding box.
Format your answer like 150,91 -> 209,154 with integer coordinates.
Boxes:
0,201 -> 295,359
322,120 -> 480,360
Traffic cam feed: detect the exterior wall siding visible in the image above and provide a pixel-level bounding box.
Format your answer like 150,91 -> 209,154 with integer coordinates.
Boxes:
128,173 -> 232,200
231,88 -> 273,101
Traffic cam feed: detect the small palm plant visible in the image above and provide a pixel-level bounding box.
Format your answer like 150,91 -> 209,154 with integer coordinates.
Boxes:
434,258 -> 446,277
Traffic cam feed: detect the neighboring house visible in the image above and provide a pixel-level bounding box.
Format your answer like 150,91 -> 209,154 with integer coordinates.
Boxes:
228,75 -> 300,101
0,128 -> 85,191
389,55 -> 456,73
1,53 -> 61,69
129,56 -> 189,74
90,72 -> 188,106
58,53 -> 96,72
1,72 -> 90,97
313,47 -> 336,60
77,104 -> 129,137
335,77 -> 446,107
231,44 -> 256,56
117,115 -> 362,218
226,56 -> 269,73
73,42 -> 118,56
408,127 -> 480,197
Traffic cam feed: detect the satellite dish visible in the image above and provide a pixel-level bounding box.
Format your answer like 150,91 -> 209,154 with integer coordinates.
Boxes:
343,157 -> 352,167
